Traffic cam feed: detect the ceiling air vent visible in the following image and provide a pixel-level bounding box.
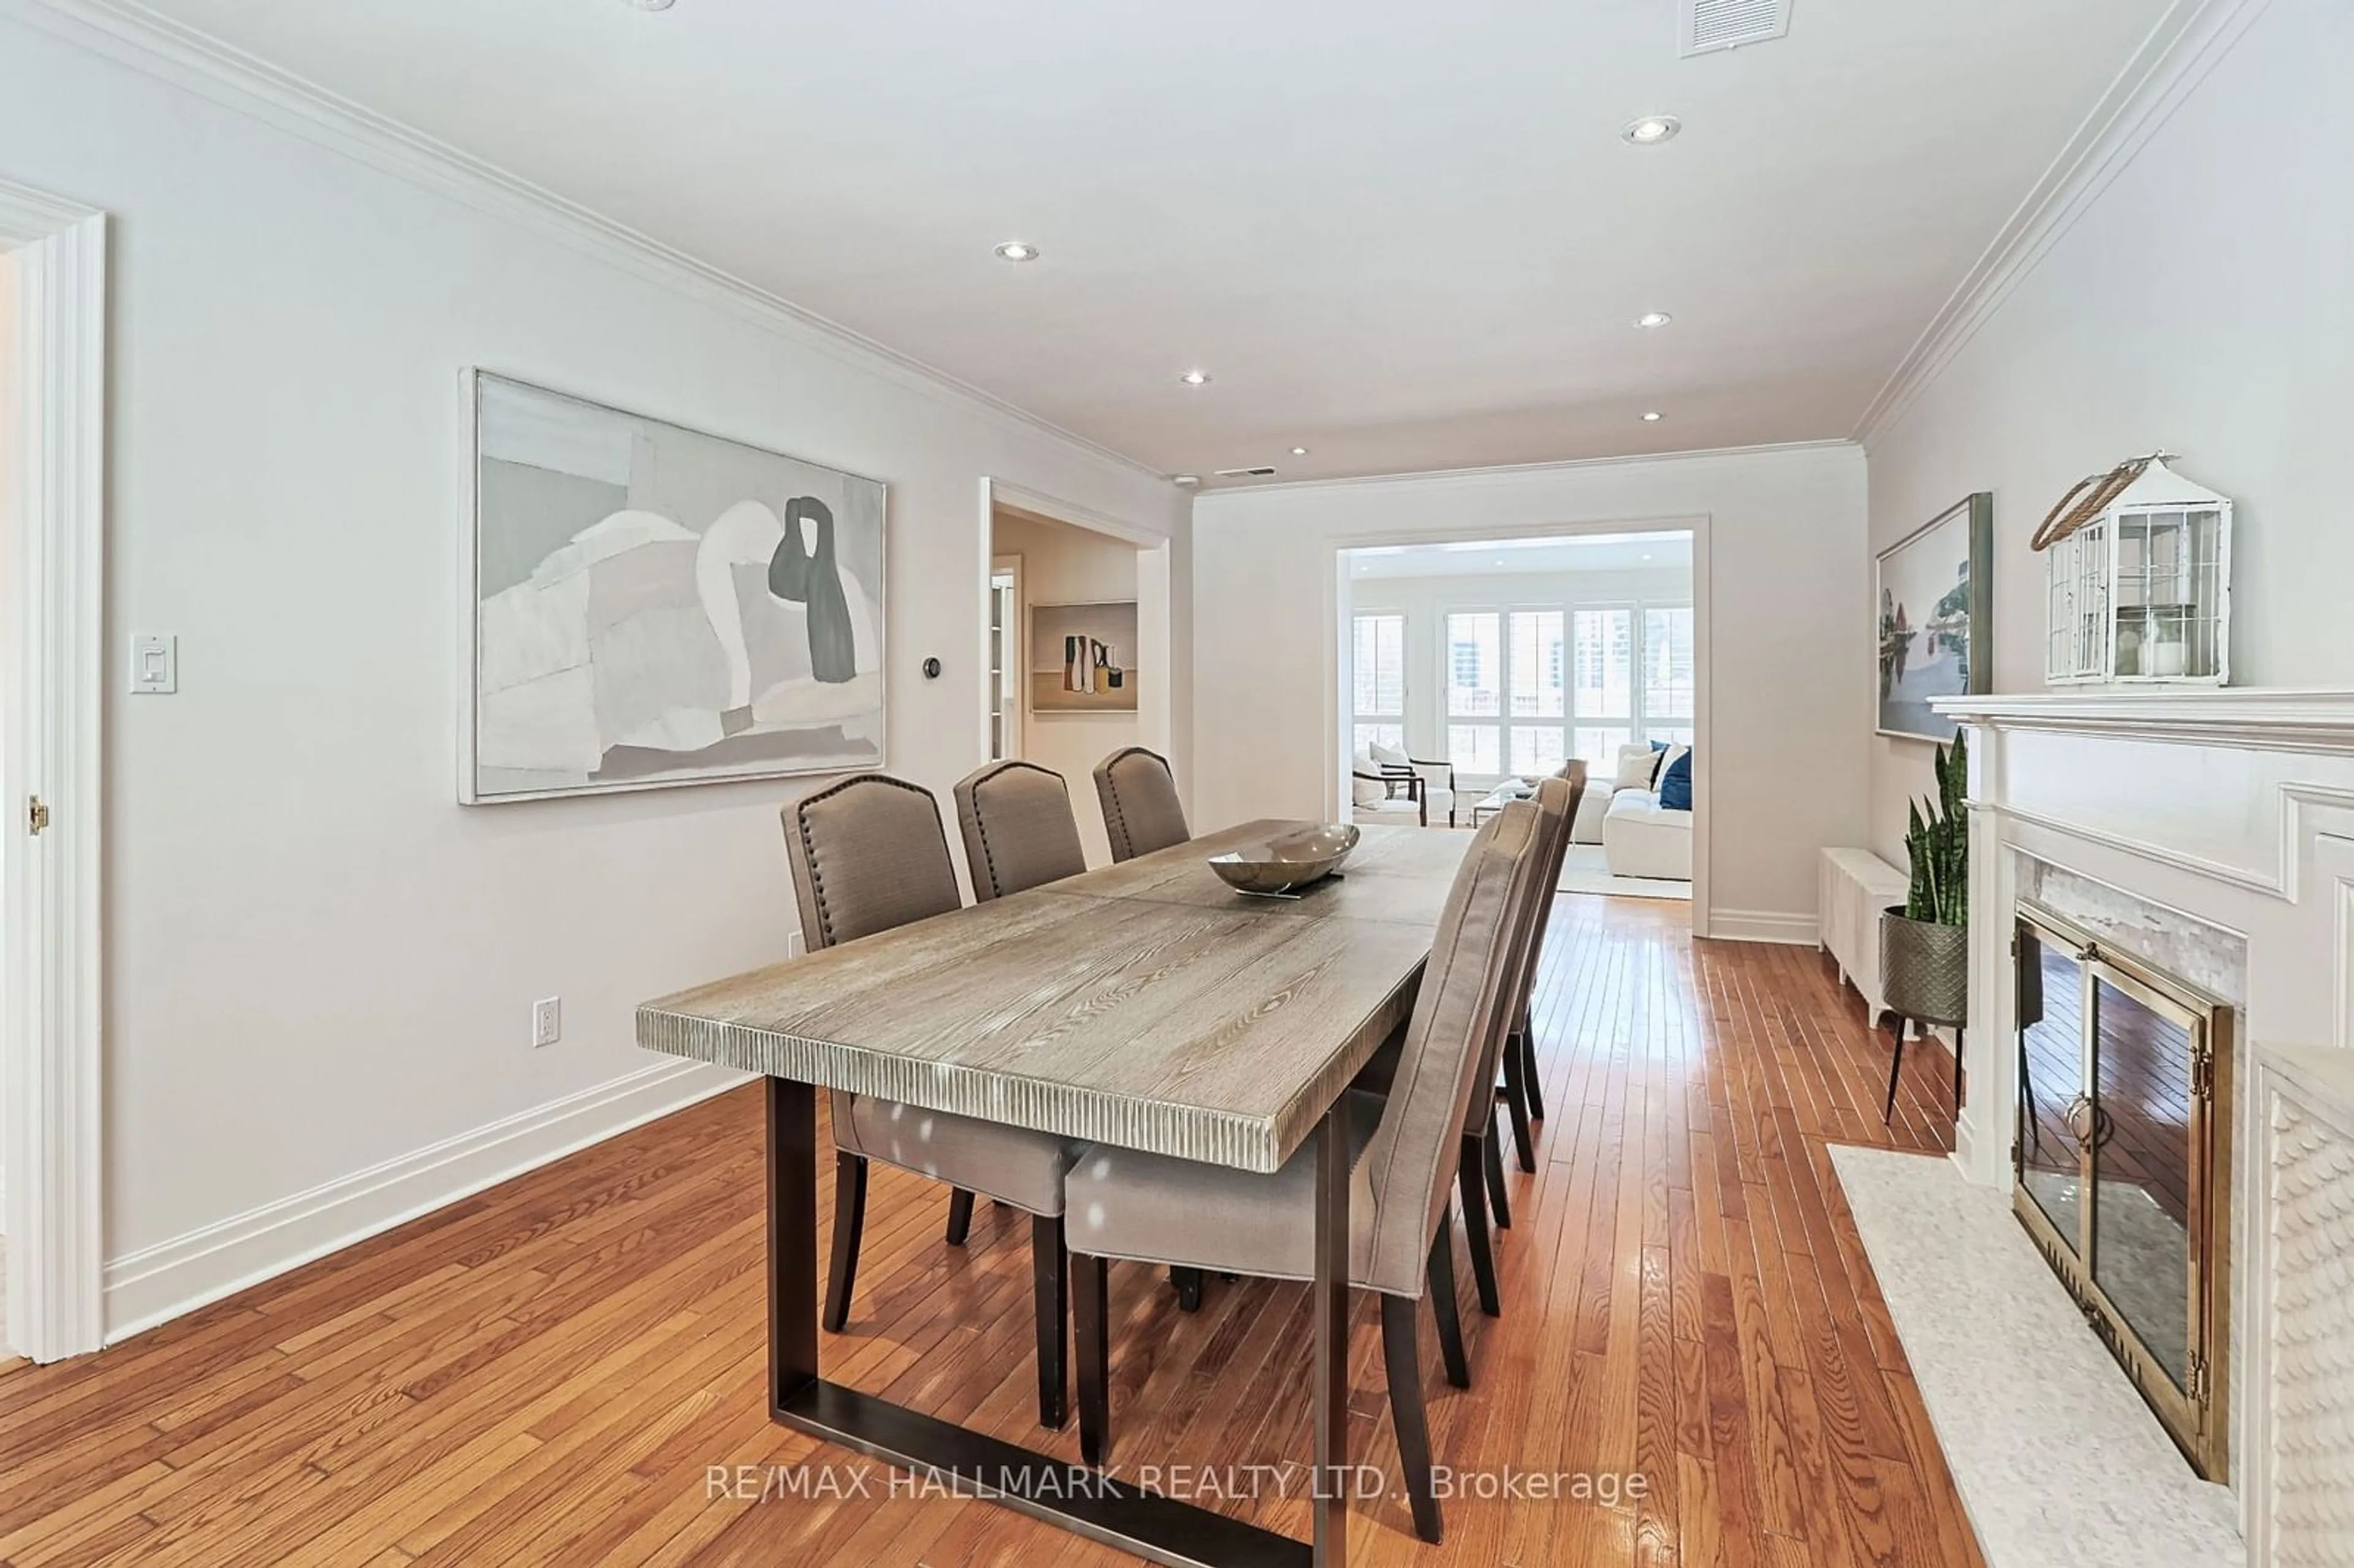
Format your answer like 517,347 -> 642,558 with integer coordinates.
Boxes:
1213,466 -> 1279,479
1678,0 -> 1791,56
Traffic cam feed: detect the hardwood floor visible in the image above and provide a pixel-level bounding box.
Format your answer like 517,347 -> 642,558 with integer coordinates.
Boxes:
0,895 -> 1984,1567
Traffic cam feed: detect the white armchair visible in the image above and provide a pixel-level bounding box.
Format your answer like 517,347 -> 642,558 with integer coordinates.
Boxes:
1352,744 -> 1456,827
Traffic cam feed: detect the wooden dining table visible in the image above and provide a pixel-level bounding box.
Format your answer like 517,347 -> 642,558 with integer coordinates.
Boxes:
636,820 -> 1473,1568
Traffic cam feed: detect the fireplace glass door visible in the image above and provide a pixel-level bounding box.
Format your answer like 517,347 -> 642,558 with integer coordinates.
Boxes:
2016,923 -> 2089,1246
2012,908 -> 2230,1480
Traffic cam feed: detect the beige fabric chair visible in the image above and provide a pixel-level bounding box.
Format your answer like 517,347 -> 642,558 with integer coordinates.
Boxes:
1350,772 -> 1571,1322
1498,761 -> 1585,1172
1092,747 -> 1190,862
953,760 -> 1087,901
1065,801 -> 1549,1543
782,774 -> 1080,1428
1446,773 -> 1570,1317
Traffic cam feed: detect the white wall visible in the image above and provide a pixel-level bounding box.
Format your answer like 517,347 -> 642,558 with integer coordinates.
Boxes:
0,15 -> 1188,1336
1349,561 -> 1696,772
1864,0 -> 2353,861
991,508 -> 1140,866
1193,444 -> 1868,934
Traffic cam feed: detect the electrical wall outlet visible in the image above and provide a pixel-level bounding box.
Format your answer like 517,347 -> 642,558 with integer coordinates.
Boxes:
532,996 -> 562,1048
788,930 -> 807,959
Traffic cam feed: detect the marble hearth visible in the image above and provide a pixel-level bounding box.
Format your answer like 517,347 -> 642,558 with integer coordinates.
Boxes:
1899,690 -> 2354,1567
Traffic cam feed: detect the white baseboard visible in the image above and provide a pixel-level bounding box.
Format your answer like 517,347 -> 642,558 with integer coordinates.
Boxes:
1705,908 -> 1821,945
102,1057 -> 747,1344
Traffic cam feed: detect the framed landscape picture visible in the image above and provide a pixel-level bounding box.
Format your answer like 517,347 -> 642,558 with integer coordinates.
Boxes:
462,371 -> 887,801
1030,601 -> 1140,714
1876,492 -> 1992,743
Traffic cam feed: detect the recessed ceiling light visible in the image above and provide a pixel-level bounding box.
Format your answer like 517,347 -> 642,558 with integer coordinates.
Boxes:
992,241 -> 1038,262
1621,115 -> 1682,146
1635,311 -> 1673,329
1642,411 -> 1664,422
1179,370 -> 1211,387
1173,474 -> 1200,486
1290,446 -> 1309,456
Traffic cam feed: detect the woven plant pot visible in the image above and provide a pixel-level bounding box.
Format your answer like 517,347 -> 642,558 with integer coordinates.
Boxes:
1880,908 -> 1969,1027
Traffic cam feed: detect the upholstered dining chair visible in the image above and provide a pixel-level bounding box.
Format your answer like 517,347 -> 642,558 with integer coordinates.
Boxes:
1092,746 -> 1190,862
1453,772 -> 1569,1314
1496,759 -> 1585,1173
782,773 -> 1080,1429
1064,801 -> 1548,1544
953,759 -> 1087,901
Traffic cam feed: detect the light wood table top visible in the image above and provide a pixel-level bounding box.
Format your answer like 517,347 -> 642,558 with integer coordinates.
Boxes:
637,820 -> 1471,1174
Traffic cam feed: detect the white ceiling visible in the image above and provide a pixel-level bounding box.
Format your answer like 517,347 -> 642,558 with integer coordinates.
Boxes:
123,0 -> 2175,484
1349,531 -> 1693,579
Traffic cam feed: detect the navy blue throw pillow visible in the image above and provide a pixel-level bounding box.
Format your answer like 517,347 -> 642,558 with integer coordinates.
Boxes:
1658,750 -> 1693,812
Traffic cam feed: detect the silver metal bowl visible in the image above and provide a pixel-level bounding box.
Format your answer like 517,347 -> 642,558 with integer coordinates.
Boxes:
1207,824 -> 1362,896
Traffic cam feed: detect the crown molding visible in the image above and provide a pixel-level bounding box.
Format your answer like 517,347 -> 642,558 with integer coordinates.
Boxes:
1196,438 -> 1860,502
1852,0 -> 2277,446
0,0 -> 1167,483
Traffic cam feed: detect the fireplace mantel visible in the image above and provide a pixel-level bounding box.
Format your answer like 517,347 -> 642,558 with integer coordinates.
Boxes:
1909,682 -> 2354,1559
1934,688 -> 2354,753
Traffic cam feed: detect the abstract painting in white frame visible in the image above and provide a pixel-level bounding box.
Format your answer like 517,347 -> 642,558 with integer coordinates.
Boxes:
462,371 -> 887,802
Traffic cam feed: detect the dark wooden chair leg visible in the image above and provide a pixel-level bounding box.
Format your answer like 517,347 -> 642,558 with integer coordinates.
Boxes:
823,1151 -> 867,1333
1381,1293 -> 1444,1544
1501,1037 -> 1537,1173
1032,1215 -> 1067,1429
1426,1216 -> 1471,1389
1520,1019 -> 1547,1123
1883,1015 -> 1908,1123
1072,1252 -> 1111,1467
945,1187 -> 976,1245
1168,1266 -> 1204,1312
1457,1138 -> 1501,1317
1484,1112 -> 1512,1230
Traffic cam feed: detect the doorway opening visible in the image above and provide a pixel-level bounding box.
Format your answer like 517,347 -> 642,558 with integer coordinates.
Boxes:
1,179 -> 107,1364
984,494 -> 1165,868
1336,527 -> 1702,905
1,230 -> 13,1361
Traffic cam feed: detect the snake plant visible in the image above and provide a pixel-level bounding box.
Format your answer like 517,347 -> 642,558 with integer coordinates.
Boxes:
1902,731 -> 1968,927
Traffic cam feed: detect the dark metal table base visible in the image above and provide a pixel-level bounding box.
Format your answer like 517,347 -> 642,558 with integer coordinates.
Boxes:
766,1077 -> 1347,1568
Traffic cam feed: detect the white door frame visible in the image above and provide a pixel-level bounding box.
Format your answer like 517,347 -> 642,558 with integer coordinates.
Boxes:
1324,514 -> 1715,934
1,178 -> 107,1362
975,478 -> 1176,774
988,554 -> 1024,763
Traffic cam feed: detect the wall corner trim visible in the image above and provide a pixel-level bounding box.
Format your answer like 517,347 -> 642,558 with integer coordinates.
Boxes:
1851,0 -> 2277,446
100,1058 -> 747,1345
1,0 -> 1164,482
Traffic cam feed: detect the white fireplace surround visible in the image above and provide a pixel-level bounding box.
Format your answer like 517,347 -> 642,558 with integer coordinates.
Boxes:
1933,688 -> 2354,1566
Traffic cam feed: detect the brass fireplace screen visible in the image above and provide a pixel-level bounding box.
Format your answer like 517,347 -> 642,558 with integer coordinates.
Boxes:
2013,906 -> 2233,1480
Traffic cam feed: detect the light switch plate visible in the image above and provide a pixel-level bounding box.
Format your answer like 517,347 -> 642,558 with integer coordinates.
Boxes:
129,633 -> 178,694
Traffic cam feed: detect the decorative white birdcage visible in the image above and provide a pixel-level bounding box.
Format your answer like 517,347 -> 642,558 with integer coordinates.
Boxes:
2036,455 -> 2231,685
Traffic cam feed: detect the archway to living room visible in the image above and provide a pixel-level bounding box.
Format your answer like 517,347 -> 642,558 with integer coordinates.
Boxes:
1336,526 -> 1702,907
